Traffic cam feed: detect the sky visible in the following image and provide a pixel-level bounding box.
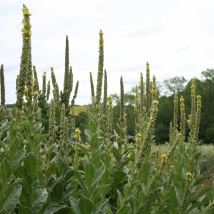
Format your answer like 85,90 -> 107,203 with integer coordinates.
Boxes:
1,0 -> 214,105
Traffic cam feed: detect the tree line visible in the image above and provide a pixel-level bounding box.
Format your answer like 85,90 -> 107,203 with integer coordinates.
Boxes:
76,68 -> 214,144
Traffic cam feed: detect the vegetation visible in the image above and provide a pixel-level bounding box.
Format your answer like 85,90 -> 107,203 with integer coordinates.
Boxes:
0,4 -> 214,214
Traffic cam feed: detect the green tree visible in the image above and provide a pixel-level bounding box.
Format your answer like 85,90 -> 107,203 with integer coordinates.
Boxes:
163,76 -> 187,95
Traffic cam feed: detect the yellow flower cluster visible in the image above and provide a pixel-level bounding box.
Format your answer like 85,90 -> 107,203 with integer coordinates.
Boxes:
108,95 -> 114,109
43,72 -> 46,78
187,115 -> 191,126
197,95 -> 202,108
24,87 -> 28,93
161,154 -> 168,163
173,92 -> 178,103
21,7 -> 32,40
74,128 -> 81,141
186,172 -> 192,182
33,91 -> 39,97
191,79 -> 196,98
170,165 -> 174,172
32,78 -> 35,87
22,7 -> 32,16
180,96 -> 185,114
136,133 -> 142,142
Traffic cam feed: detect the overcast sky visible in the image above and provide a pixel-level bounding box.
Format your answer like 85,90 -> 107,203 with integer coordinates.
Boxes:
1,0 -> 214,105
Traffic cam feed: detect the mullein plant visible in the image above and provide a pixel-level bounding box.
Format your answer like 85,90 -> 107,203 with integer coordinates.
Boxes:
116,99 -> 159,212
145,62 -> 151,115
16,4 -> 32,109
95,30 -> 104,105
0,64 -> 6,109
90,71 -> 95,98
180,96 -> 186,137
139,72 -> 144,118
134,85 -> 139,132
62,36 -> 70,110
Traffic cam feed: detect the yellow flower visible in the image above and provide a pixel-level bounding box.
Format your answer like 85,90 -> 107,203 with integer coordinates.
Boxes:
33,91 -> 39,96
153,100 -> 159,105
24,88 -> 28,93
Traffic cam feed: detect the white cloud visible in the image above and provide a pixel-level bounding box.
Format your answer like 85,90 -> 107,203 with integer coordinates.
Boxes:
1,0 -> 214,105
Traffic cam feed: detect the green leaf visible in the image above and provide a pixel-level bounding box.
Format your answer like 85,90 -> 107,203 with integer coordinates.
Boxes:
44,204 -> 67,214
12,149 -> 25,172
2,185 -> 22,214
32,188 -> 48,213
23,153 -> 38,177
90,134 -> 99,154
92,184 -> 111,201
37,170 -> 46,188
85,163 -> 95,187
92,199 -> 109,213
0,208 -> 7,214
76,143 -> 89,157
34,134 -> 48,150
18,204 -> 34,214
91,167 -> 105,190
52,182 -> 63,201
74,170 -> 86,191
69,196 -> 81,214
117,205 -> 131,214
113,170 -> 126,185
0,158 -> 11,184
79,195 -> 94,214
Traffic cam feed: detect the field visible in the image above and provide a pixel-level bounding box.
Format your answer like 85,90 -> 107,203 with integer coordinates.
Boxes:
73,106 -> 87,116
0,4 -> 214,214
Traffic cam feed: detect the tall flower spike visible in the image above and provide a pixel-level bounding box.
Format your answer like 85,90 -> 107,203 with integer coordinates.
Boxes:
90,72 -> 95,98
71,81 -> 79,107
68,66 -> 73,97
48,99 -> 55,145
60,104 -> 65,144
16,5 -> 32,109
103,69 -> 108,115
140,72 -> 144,117
120,76 -> 125,129
193,95 -> 202,143
63,35 -> 70,109
145,62 -> 150,114
26,33 -> 32,104
180,96 -> 186,137
173,92 -> 178,130
42,71 -> 46,96
190,78 -> 196,130
51,67 -> 56,88
151,75 -> 157,101
95,30 -> 104,105
134,85 -> 139,129
33,65 -> 39,92
0,65 -> 6,107
107,95 -> 114,137
136,99 -> 158,169
47,80 -> 50,101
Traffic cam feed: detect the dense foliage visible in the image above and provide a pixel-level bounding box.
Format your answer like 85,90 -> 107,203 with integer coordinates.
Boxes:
1,4 -> 214,214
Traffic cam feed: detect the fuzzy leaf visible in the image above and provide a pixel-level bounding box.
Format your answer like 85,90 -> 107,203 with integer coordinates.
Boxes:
2,185 -> 22,214
79,195 -> 94,214
117,205 -> 131,214
18,204 -> 34,214
69,196 -> 81,214
92,184 -> 111,201
23,153 -> 38,177
0,158 -> 11,184
44,204 -> 67,214
12,149 -> 25,172
32,189 -> 48,213
85,162 -> 95,187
